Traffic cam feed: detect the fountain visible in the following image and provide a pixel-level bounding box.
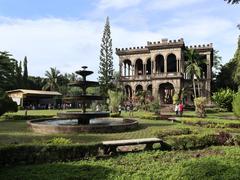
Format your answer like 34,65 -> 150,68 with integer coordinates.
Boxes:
27,66 -> 138,134
57,66 -> 109,124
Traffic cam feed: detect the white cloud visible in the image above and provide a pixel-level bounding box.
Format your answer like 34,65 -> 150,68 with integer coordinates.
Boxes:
98,0 -> 142,9
146,0 -> 206,10
0,18 -> 103,79
0,14 -> 237,80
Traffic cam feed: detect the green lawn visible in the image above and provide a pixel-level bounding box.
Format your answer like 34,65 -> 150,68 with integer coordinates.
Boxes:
0,110 -> 240,179
0,146 -> 239,180
0,110 -> 238,146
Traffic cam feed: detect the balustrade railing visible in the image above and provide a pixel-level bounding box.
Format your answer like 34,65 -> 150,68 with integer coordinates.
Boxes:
120,72 -> 182,81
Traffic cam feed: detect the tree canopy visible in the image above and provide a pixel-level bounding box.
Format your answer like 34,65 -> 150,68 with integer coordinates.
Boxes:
225,0 -> 240,4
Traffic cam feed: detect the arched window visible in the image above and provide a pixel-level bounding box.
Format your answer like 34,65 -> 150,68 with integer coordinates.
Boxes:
167,54 -> 177,72
155,55 -> 164,73
135,59 -> 143,76
123,59 -> 132,76
135,84 -> 143,94
125,85 -> 132,98
146,58 -> 151,75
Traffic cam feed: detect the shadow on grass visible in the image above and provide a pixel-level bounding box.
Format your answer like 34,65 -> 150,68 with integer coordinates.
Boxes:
0,163 -> 115,180
167,158 -> 240,179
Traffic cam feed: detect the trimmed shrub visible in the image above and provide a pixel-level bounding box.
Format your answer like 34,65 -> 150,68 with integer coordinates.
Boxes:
194,97 -> 207,118
0,92 -> 17,116
212,88 -> 235,111
0,143 -> 101,167
156,128 -> 192,139
108,90 -> 123,113
47,137 -> 72,145
147,99 -> 160,113
166,132 -> 232,150
172,94 -> 180,105
232,92 -> 240,117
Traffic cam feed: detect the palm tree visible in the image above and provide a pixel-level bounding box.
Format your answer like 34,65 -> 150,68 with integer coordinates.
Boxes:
185,49 -> 206,98
42,67 -> 60,91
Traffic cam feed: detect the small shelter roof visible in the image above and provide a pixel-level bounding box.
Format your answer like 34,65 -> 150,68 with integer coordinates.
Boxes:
6,89 -> 62,96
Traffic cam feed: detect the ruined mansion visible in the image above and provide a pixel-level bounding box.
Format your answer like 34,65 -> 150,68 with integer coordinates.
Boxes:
116,38 -> 213,105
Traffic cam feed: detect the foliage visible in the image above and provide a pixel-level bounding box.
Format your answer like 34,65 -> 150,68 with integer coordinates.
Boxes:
233,36 -> 240,88
147,99 -> 160,113
156,128 -> 192,139
98,17 -> 114,97
185,49 -> 206,98
181,117 -> 240,128
212,50 -> 222,75
215,60 -> 238,91
166,132 -> 233,150
42,67 -> 60,91
212,88 -> 235,111
0,143 -> 100,166
225,0 -> 240,4
194,97 -> 207,117
0,92 -> 18,116
23,56 -> 28,88
232,92 -> 240,117
47,137 -> 72,145
0,51 -> 16,91
172,93 -> 180,105
108,90 -> 123,113
0,147 -> 240,179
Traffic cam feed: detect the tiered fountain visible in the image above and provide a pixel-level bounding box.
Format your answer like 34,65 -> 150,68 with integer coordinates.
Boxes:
57,66 -> 109,124
27,66 -> 138,134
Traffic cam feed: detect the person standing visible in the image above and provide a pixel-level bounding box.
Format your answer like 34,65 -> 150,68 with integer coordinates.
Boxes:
118,104 -> 122,116
174,103 -> 179,116
129,101 -> 134,117
178,102 -> 184,117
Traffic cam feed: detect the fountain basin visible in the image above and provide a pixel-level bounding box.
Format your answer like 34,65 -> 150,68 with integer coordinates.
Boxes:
27,118 -> 138,134
57,111 -> 110,124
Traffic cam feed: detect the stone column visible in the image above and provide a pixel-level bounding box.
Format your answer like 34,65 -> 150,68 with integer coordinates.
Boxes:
206,53 -> 212,101
164,56 -> 167,73
176,59 -> 179,73
152,82 -> 158,100
132,65 -> 134,77
128,64 -> 130,76
124,63 -> 126,76
119,63 -> 122,76
151,61 -> 154,75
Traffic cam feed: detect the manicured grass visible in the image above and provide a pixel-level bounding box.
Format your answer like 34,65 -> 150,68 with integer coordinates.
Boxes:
0,110 -> 238,146
0,110 -> 181,146
0,146 -> 239,180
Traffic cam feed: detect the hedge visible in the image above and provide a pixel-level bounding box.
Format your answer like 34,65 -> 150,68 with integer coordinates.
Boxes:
0,143 -> 101,167
165,132 -> 240,150
181,118 -> 240,128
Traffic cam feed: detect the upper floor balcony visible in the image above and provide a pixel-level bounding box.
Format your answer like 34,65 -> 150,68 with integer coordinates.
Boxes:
120,72 -> 183,81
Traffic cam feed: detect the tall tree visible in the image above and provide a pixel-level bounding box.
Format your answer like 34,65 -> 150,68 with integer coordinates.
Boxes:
0,51 -> 16,91
225,0 -> 240,4
185,49 -> 206,98
23,56 -> 28,88
98,17 -> 114,97
225,0 -> 240,29
15,60 -> 23,88
42,67 -> 60,91
233,36 -> 240,89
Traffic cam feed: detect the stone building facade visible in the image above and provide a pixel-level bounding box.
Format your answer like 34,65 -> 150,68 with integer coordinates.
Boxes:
116,38 -> 213,105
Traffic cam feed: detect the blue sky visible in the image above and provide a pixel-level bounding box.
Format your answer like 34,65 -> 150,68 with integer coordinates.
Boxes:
0,0 -> 239,79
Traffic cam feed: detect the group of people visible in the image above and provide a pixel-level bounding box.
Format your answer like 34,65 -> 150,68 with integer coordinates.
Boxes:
174,102 -> 184,116
118,101 -> 134,117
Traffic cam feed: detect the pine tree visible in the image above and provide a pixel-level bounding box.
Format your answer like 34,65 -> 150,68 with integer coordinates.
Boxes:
15,61 -> 23,88
98,17 -> 114,97
233,36 -> 240,88
23,56 -> 28,88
